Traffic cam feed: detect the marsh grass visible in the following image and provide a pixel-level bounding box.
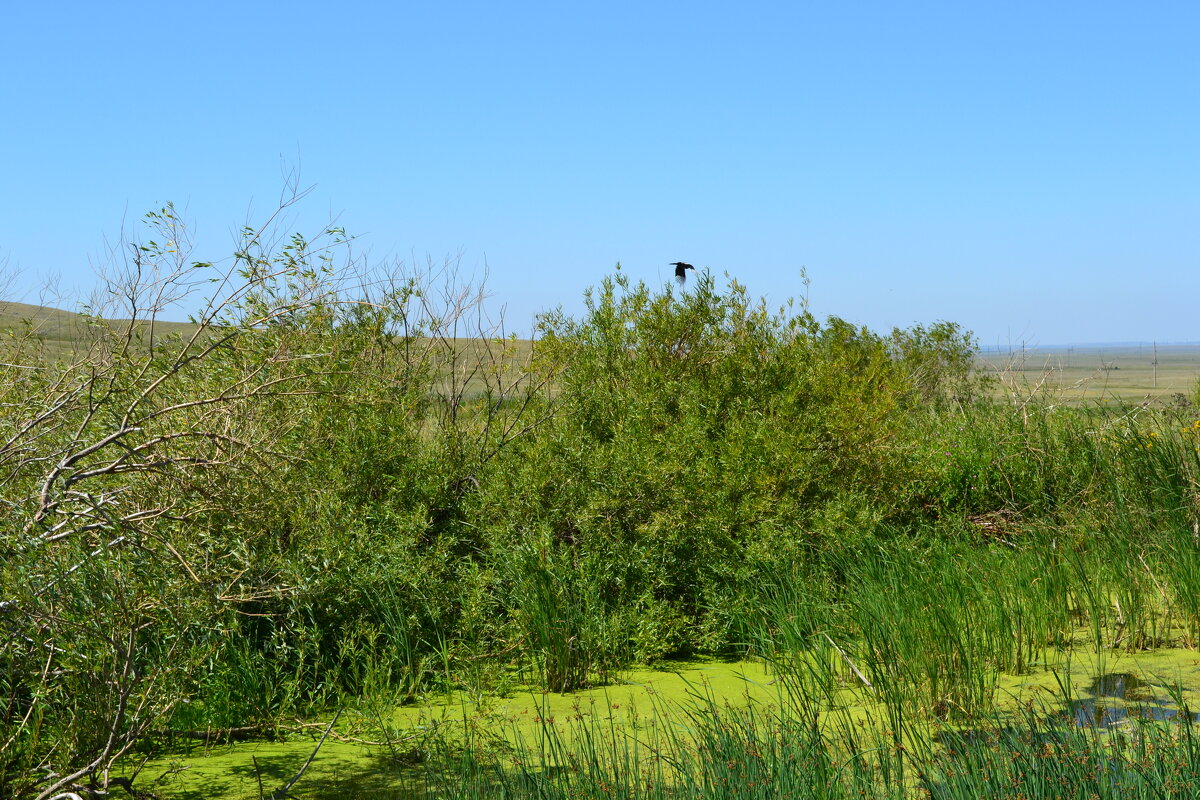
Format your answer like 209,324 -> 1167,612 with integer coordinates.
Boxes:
509,546 -> 604,693
418,687 -> 908,800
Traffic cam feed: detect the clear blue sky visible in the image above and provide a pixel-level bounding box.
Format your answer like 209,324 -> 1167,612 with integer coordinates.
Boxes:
2,1 -> 1196,344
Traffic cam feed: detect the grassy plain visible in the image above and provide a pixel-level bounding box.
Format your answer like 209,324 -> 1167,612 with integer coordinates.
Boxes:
978,343 -> 1200,403
0,299 -> 203,361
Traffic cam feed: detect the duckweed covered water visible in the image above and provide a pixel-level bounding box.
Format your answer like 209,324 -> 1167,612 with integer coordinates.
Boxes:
128,649 -> 1200,799
129,660 -> 780,799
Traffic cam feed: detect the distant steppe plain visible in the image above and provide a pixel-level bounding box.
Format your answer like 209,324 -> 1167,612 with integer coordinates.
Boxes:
978,343 -> 1200,403
4,300 -> 1198,404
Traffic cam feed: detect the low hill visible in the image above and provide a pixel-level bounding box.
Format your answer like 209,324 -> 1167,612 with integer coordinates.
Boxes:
0,300 -> 201,360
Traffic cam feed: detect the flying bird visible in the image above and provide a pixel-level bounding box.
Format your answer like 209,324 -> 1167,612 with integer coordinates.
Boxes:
671,262 -> 695,285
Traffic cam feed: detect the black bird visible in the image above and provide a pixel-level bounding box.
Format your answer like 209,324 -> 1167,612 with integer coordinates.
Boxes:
671,262 -> 695,285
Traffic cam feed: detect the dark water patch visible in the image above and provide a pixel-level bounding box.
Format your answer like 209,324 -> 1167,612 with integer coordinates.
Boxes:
1088,672 -> 1149,700
1070,672 -> 1200,728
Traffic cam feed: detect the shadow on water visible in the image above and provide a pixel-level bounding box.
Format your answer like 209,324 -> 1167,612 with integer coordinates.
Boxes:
152,749 -> 430,800
1070,672 -> 1200,727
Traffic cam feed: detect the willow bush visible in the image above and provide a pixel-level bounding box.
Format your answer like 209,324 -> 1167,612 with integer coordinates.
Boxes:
470,271 -> 984,673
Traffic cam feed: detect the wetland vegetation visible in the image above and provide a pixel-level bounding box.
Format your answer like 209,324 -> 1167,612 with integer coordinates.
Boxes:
3,204 -> 1200,798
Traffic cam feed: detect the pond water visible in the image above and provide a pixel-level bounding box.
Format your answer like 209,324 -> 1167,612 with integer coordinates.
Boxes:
129,659 -> 781,799
127,649 -> 1200,799
1069,671 -> 1200,727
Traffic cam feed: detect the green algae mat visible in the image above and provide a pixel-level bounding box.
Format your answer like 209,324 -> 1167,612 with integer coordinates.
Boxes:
125,651 -> 1200,799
